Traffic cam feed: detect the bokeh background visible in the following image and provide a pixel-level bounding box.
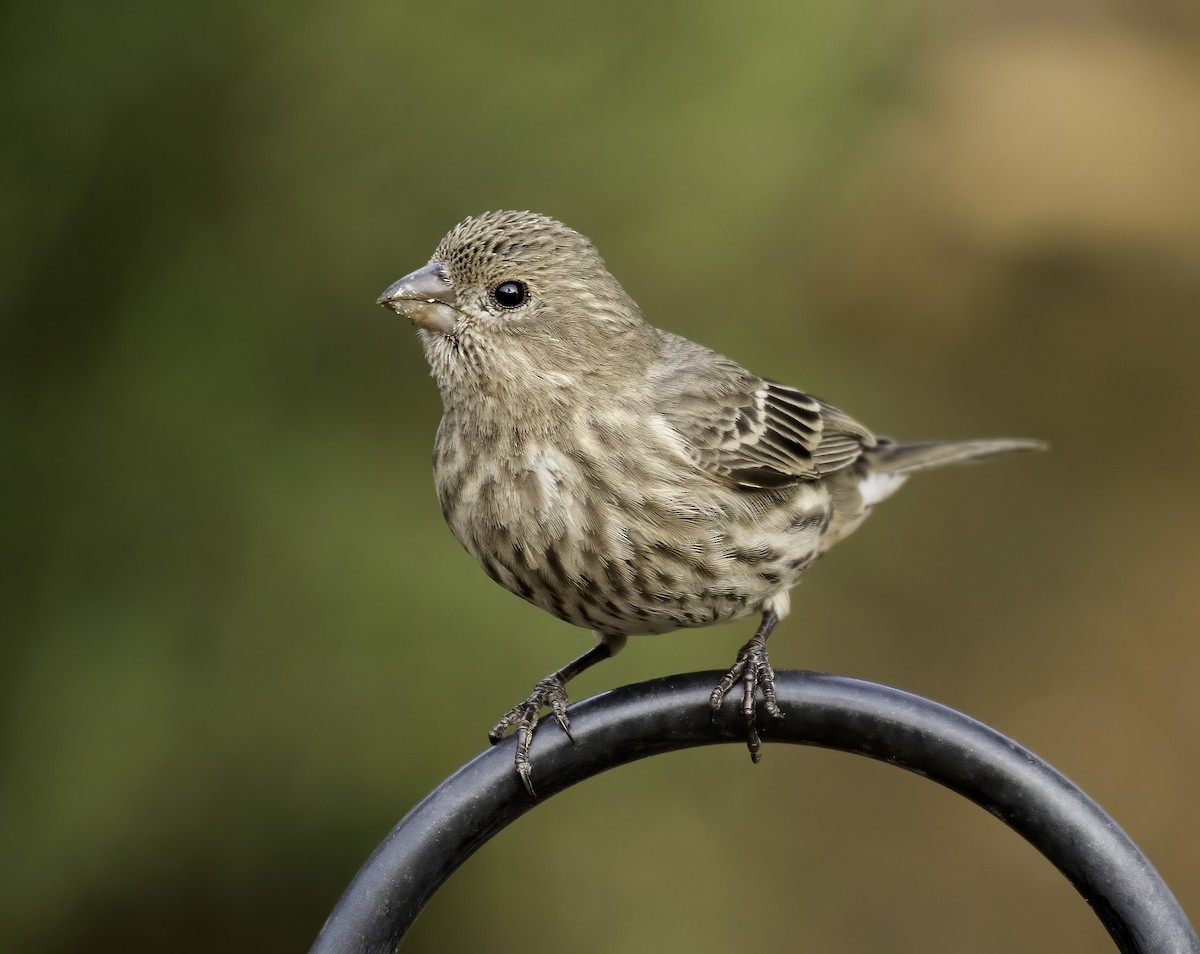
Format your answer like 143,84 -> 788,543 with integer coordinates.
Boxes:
4,0 -> 1199,951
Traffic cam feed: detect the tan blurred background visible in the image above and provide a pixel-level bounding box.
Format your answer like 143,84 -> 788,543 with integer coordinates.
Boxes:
4,0 -> 1199,951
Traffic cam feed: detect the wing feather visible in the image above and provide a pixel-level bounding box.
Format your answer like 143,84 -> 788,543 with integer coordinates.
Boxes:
650,332 -> 876,490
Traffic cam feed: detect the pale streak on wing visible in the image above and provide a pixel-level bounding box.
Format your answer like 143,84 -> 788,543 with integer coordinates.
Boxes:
650,332 -> 876,490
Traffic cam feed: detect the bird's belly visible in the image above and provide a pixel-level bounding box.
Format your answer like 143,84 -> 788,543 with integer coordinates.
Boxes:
436,439 -> 832,636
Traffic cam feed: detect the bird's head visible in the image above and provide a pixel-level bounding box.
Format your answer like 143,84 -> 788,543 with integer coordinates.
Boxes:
378,211 -> 650,402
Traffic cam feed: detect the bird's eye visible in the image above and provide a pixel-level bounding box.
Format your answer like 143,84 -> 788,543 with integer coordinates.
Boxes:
492,280 -> 529,309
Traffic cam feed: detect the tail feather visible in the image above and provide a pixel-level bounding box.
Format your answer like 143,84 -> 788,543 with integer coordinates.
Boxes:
868,438 -> 1047,476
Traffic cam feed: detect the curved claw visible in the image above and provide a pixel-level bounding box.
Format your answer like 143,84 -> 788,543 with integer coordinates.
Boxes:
488,675 -> 574,798
710,630 -> 784,762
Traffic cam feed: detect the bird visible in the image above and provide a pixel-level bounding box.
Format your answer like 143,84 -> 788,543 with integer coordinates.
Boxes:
377,210 -> 1043,796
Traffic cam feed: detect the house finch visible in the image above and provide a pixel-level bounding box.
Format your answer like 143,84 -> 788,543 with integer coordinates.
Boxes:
378,210 -> 1042,795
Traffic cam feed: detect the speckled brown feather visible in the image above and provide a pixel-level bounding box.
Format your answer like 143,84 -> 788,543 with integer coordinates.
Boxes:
378,210 -> 1044,792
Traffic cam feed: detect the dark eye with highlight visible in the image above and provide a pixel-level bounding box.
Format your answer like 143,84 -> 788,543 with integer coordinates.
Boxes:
492,280 -> 529,309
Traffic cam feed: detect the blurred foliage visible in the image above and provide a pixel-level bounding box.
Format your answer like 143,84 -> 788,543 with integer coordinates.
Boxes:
3,0 -> 1199,952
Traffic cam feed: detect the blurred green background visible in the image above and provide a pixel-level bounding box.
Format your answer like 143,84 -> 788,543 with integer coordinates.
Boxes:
4,0 -> 1199,951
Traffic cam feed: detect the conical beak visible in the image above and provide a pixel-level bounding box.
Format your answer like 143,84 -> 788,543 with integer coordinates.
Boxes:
377,262 -> 459,334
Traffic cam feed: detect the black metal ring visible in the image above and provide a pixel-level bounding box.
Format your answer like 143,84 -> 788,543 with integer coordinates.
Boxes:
310,671 -> 1198,954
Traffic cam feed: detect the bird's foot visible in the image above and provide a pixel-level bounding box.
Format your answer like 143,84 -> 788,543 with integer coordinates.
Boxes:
709,631 -> 783,763
488,675 -> 574,797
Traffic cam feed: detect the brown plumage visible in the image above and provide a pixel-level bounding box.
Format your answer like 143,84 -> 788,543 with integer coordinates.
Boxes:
378,210 -> 1043,795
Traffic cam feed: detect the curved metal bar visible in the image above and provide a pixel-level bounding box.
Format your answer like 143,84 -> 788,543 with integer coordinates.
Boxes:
310,671 -> 1198,954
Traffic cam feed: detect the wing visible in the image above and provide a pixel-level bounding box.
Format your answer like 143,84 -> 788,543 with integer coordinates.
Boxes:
651,336 -> 876,490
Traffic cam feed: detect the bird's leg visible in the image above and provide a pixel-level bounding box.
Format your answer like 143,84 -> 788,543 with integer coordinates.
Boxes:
489,635 -> 622,797
709,609 -> 783,763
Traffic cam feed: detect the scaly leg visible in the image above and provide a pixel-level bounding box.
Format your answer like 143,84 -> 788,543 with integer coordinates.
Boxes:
709,610 -> 783,762
489,635 -> 624,797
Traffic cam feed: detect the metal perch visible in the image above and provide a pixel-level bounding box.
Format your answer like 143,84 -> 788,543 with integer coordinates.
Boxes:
310,671 -> 1198,954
